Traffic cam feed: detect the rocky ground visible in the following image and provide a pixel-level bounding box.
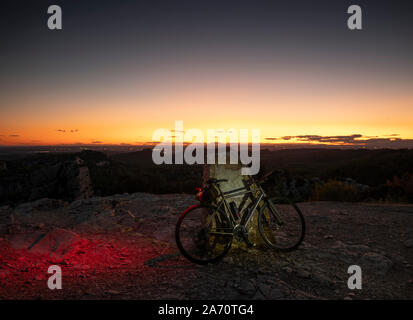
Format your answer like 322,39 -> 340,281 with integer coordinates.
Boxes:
0,193 -> 412,300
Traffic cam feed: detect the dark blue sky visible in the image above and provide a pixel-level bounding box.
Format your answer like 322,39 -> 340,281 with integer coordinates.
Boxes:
1,0 -> 412,87
0,0 -> 412,146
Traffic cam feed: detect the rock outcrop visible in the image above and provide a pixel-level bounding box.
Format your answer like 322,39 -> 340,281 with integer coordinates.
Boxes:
0,152 -> 95,205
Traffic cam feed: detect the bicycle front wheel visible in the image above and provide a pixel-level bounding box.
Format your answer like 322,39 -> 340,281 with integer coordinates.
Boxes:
175,204 -> 233,265
258,199 -> 305,252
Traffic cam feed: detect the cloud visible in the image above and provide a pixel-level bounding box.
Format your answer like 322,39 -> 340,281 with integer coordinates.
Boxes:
8,134 -> 20,137
57,129 -> 79,133
263,134 -> 413,148
91,141 -> 103,144
276,134 -> 364,144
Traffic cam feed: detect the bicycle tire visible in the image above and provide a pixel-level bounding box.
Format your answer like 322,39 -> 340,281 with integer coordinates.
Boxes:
258,200 -> 305,252
175,204 -> 233,265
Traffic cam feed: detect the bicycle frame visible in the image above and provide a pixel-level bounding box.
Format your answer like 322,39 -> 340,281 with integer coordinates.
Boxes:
212,181 -> 266,229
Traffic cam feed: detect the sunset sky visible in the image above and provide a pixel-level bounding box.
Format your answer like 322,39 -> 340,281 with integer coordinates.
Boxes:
0,0 -> 412,146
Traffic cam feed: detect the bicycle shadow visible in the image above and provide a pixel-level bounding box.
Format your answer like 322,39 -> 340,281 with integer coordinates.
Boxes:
144,251 -> 199,269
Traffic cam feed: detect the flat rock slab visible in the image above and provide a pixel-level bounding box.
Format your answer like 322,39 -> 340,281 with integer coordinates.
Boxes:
2,196 -> 412,299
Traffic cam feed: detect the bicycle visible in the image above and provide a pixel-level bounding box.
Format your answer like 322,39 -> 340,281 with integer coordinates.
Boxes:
175,171 -> 306,265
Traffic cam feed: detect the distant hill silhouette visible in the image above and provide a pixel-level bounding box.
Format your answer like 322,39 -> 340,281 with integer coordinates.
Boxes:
1,148 -> 413,205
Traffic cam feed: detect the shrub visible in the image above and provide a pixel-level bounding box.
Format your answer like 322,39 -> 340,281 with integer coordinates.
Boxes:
311,179 -> 361,202
386,173 -> 413,203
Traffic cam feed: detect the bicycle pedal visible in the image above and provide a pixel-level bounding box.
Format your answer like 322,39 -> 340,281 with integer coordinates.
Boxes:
246,241 -> 256,248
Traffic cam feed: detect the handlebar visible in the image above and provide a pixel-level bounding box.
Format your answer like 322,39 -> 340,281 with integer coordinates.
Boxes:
206,170 -> 276,186
249,170 -> 276,185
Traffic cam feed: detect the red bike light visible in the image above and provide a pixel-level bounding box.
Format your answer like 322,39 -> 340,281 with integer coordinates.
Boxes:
196,191 -> 203,201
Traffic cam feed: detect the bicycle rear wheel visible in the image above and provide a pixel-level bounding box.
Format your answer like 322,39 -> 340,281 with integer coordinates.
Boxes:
175,204 -> 233,265
258,199 -> 305,252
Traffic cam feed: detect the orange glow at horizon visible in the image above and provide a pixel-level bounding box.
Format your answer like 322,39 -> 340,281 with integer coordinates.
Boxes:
1,68 -> 413,146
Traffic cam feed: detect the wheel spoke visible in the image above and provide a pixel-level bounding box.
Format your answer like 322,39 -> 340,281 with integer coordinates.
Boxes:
258,201 -> 305,252
176,205 -> 233,264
